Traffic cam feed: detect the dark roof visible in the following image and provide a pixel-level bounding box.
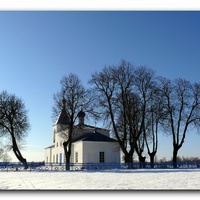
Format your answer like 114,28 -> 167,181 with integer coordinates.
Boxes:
55,108 -> 70,125
72,131 -> 118,143
45,144 -> 55,149
75,123 -> 108,131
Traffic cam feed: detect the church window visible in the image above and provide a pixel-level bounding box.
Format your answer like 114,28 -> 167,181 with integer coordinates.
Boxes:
75,152 -> 78,163
99,152 -> 105,163
64,156 -> 66,163
56,154 -> 58,163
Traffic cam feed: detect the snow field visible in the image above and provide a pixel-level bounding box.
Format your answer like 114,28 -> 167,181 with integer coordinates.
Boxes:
0,168 -> 200,190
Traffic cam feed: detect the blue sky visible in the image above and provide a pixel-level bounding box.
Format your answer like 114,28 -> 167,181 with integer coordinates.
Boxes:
0,11 -> 200,162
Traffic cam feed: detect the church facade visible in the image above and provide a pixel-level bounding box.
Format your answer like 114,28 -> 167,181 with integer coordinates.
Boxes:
44,103 -> 120,165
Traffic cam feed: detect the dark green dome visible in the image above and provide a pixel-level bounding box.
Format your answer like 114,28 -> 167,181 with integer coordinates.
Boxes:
77,110 -> 85,118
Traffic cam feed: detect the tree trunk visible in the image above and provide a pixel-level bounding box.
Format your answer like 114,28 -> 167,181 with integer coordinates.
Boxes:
63,141 -> 72,171
138,155 -> 146,168
124,154 -> 133,169
12,136 -> 28,169
135,143 -> 146,168
172,145 -> 179,168
149,152 -> 155,168
63,143 -> 69,170
65,153 -> 70,171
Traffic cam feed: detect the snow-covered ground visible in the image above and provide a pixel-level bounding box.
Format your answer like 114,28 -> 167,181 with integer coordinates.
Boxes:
1,168 -> 200,190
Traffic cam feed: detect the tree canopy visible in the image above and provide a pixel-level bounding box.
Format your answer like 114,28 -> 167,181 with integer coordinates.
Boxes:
0,91 -> 30,168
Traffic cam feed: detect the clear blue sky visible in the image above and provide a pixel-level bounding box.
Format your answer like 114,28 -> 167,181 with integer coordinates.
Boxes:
0,11 -> 200,162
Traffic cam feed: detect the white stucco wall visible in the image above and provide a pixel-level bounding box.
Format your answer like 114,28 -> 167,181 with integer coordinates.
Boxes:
45,140 -> 121,164
71,142 -> 83,163
81,141 -> 120,163
45,129 -> 66,164
45,146 -> 54,163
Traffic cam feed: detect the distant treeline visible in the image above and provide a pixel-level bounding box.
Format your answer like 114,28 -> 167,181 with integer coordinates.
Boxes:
159,156 -> 200,162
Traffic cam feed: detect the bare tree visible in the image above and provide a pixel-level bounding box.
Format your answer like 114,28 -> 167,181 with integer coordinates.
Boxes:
89,60 -> 139,167
52,73 -> 92,170
90,61 -> 162,168
2,152 -> 12,162
115,91 -> 142,166
144,88 -> 164,168
0,142 -> 12,162
159,77 -> 200,168
133,66 -> 158,167
0,91 -> 30,168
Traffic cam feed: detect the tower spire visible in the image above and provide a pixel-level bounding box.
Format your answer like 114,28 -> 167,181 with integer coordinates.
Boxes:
62,91 -> 66,109
55,95 -> 69,125
62,97 -> 66,110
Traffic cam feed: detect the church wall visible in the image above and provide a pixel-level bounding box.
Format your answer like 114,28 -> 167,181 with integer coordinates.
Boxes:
54,132 -> 65,164
71,141 -> 83,163
44,130 -> 66,164
82,141 -> 120,163
45,146 -> 54,163
45,140 -> 121,164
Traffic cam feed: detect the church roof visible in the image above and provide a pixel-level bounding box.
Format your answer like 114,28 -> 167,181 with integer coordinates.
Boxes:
75,123 -> 109,131
45,144 -> 55,149
55,108 -> 70,125
72,131 -> 118,143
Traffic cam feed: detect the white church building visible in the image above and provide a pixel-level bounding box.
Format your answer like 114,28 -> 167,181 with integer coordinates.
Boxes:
44,102 -> 120,165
